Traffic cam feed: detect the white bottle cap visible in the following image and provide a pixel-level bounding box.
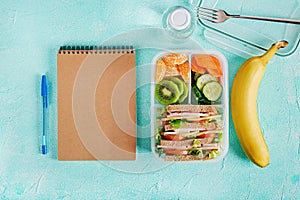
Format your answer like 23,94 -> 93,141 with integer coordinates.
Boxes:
168,7 -> 191,31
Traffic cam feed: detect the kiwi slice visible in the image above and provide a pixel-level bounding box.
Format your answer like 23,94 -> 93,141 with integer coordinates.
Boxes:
155,80 -> 180,105
165,77 -> 188,103
178,83 -> 188,103
165,77 -> 184,95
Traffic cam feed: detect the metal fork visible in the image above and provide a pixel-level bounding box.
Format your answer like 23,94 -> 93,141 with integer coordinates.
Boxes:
196,7 -> 300,24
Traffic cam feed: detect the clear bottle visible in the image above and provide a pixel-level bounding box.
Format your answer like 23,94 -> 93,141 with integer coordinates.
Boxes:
162,6 -> 195,40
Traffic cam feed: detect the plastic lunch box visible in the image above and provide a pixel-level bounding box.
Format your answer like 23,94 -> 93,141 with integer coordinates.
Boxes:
151,50 -> 228,162
194,0 -> 300,57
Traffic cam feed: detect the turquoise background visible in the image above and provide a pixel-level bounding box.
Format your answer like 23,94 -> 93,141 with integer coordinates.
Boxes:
0,0 -> 300,199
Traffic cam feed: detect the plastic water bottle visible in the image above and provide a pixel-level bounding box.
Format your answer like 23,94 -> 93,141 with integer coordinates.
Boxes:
162,6 -> 195,39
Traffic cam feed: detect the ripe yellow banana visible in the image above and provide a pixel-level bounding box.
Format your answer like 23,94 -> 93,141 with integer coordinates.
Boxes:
231,41 -> 288,167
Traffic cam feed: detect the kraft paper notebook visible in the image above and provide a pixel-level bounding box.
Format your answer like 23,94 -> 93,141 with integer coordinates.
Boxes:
57,46 -> 136,160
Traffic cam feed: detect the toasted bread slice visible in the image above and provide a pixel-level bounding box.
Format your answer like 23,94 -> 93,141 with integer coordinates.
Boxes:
166,105 -> 218,115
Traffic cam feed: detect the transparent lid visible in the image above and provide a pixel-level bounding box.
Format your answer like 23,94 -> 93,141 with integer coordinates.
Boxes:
194,0 -> 300,57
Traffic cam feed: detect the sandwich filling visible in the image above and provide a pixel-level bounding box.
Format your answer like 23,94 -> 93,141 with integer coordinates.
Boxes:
155,105 -> 223,161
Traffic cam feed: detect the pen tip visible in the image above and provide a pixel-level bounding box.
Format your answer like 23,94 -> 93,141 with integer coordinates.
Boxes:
42,145 -> 47,154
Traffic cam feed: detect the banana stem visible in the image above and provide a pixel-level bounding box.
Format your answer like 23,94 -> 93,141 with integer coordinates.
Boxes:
260,40 -> 289,64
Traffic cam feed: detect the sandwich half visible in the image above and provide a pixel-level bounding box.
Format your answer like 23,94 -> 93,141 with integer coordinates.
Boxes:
155,105 -> 223,161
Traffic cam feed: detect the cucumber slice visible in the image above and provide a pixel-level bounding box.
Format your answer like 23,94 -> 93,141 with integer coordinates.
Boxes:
196,74 -> 217,90
202,81 -> 223,101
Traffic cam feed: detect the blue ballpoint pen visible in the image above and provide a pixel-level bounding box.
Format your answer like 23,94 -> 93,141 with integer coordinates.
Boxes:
41,75 -> 48,155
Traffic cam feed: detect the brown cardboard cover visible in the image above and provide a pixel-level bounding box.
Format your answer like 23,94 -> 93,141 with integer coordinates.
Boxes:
57,48 -> 136,160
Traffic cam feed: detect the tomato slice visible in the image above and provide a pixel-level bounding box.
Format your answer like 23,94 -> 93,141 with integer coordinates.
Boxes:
198,133 -> 217,138
162,134 -> 185,141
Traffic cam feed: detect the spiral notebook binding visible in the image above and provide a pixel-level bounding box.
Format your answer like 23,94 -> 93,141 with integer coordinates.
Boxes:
58,45 -> 135,54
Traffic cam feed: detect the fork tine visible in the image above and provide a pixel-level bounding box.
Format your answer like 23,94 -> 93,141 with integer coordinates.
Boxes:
197,16 -> 217,23
196,9 -> 217,16
196,12 -> 217,19
196,6 -> 218,13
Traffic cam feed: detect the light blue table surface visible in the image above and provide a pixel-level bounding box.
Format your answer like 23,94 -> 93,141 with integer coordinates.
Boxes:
1,0 -> 300,199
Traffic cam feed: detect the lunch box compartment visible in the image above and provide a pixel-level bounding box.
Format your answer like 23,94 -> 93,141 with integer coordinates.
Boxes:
151,50 -> 229,162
